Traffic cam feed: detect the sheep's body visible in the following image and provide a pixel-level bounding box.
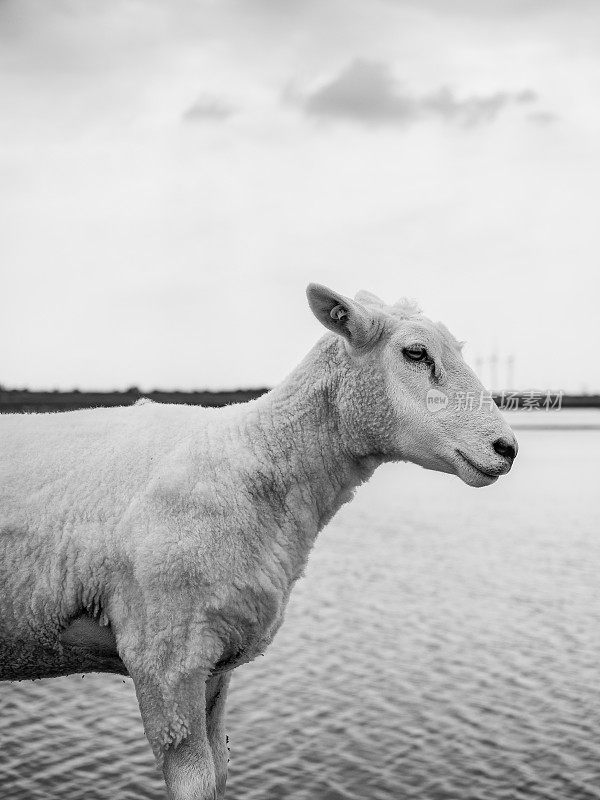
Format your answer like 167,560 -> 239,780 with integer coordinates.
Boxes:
1,284 -> 517,799
1,399 -> 303,681
0,335 -> 380,791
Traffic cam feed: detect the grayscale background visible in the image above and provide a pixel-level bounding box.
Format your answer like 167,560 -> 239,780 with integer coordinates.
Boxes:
1,2 -> 599,799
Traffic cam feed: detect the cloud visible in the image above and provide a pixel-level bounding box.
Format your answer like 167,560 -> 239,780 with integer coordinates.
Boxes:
515,89 -> 539,104
298,59 -> 539,127
302,60 -> 415,123
182,95 -> 235,123
422,86 -> 536,126
528,110 -> 559,125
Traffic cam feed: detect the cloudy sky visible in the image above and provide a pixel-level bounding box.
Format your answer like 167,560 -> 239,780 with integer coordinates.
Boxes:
1,0 -> 599,392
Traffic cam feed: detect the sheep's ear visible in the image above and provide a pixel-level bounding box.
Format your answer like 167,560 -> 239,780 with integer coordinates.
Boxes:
354,289 -> 385,308
306,283 -> 381,349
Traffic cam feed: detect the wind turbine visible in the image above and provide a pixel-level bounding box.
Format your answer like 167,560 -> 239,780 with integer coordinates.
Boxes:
506,354 -> 515,391
489,351 -> 499,393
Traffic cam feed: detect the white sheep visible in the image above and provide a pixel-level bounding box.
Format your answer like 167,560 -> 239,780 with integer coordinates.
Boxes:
0,284 -> 517,800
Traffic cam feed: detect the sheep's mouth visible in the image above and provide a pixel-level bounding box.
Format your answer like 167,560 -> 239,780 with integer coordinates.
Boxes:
454,450 -> 501,485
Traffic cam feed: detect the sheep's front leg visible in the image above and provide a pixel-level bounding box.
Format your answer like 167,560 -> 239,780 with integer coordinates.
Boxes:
134,669 -> 218,800
205,673 -> 231,798
162,673 -> 217,800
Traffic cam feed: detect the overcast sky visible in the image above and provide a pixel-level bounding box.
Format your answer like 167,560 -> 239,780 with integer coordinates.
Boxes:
1,0 -> 599,392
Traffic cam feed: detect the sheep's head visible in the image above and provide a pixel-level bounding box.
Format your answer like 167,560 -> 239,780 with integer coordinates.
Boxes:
307,282 -> 517,488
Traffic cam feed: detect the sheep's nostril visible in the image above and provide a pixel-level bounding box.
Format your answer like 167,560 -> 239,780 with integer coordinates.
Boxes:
493,437 -> 517,462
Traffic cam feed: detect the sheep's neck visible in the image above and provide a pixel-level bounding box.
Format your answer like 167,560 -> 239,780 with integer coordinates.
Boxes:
243,338 -> 379,544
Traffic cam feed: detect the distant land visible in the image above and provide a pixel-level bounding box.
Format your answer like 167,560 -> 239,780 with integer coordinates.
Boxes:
1,387 -> 599,413
0,387 -> 269,414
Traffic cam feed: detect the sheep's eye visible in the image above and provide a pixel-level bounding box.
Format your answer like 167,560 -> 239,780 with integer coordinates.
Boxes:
403,345 -> 429,363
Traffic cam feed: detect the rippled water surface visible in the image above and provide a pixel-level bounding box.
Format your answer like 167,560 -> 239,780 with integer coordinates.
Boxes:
2,412 -> 600,799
